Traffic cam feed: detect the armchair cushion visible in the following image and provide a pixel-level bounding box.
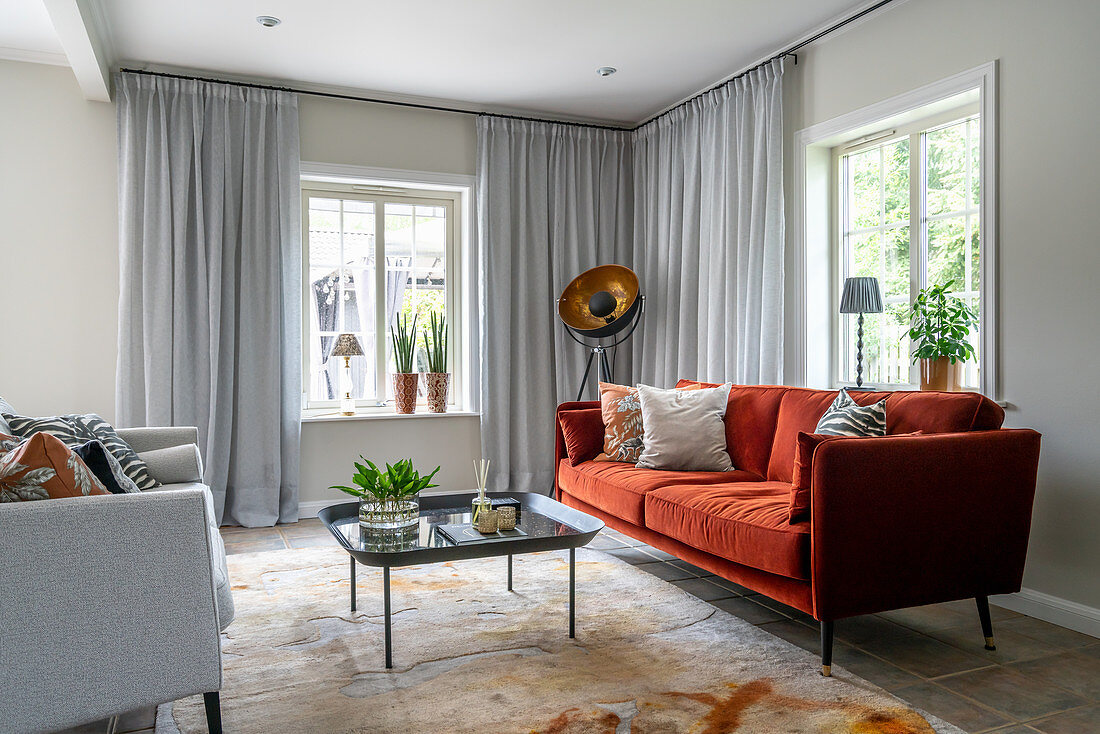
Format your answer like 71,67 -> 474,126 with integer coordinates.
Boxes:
0,432 -> 109,501
73,440 -> 141,494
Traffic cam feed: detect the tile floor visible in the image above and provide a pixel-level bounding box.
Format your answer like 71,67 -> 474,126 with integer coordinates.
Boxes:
75,520 -> 1100,734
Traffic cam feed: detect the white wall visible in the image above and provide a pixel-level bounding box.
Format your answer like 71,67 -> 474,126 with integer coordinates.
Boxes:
0,59 -> 483,511
783,0 -> 1100,614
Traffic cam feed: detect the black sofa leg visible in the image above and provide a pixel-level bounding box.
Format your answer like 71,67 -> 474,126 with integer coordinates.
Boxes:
204,691 -> 222,734
976,596 -> 996,650
820,620 -> 834,677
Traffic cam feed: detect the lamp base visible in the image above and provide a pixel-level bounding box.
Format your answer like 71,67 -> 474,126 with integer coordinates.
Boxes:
340,392 -> 356,416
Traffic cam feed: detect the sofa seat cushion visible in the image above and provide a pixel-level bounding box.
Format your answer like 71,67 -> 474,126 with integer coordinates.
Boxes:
644,481 -> 810,579
557,459 -> 763,526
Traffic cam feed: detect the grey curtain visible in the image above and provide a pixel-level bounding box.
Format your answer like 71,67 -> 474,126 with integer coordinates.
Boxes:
476,60 -> 785,492
477,117 -> 633,492
632,59 -> 786,386
116,72 -> 301,526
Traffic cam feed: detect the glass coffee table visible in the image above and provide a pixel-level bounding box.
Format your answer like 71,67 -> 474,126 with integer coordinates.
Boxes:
319,491 -> 604,668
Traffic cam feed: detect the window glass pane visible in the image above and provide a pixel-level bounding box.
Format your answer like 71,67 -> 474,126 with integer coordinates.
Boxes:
927,122 -> 968,216
847,148 -> 880,230
927,216 -> 966,289
969,118 -> 981,209
883,226 -> 910,300
883,138 -> 910,224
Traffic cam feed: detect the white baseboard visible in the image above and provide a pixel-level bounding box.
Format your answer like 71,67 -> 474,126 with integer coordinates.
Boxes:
992,588 -> 1100,640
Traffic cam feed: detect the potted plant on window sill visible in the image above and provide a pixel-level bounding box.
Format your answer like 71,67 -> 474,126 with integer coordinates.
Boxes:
391,314 -> 418,413
908,280 -> 977,391
424,312 -> 449,413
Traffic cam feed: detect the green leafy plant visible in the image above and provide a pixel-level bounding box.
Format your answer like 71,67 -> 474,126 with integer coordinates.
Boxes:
908,280 -> 977,364
423,312 -> 448,373
390,313 -> 418,373
330,456 -> 440,503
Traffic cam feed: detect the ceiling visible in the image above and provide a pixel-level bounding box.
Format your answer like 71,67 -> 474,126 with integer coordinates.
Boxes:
1,0 -> 872,124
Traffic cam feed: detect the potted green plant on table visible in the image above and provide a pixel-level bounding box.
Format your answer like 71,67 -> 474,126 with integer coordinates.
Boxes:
391,314 -> 418,413
423,312 -> 449,413
908,280 -> 977,391
331,457 -> 440,531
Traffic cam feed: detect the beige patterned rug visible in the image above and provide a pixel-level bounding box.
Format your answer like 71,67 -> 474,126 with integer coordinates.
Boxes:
159,546 -> 961,733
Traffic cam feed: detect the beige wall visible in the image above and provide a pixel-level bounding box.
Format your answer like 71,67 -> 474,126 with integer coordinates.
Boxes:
782,0 -> 1100,611
0,61 -> 118,421
0,59 -> 483,510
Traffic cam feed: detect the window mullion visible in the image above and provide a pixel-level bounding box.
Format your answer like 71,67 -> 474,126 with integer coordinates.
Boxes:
375,198 -> 387,405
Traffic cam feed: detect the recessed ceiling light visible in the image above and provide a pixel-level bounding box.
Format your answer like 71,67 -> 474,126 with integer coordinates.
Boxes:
256,15 -> 282,28
596,67 -> 617,77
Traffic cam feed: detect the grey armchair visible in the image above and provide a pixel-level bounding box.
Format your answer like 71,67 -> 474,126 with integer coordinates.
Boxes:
0,425 -> 230,734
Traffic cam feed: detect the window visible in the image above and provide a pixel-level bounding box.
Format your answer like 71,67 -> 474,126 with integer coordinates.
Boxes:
301,181 -> 462,412
835,108 -> 983,389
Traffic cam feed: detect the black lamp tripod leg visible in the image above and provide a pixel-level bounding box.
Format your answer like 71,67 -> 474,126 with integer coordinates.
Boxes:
576,349 -> 597,402
597,348 -> 612,383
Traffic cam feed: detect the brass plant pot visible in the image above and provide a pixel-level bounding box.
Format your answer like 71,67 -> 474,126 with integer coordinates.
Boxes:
392,372 -> 419,414
425,372 -> 450,413
919,356 -> 964,392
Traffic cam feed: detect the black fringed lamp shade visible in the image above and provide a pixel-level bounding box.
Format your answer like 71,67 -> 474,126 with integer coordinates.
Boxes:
839,277 -> 884,314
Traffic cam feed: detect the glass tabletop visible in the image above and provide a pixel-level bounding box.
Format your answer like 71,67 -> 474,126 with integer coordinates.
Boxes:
328,503 -> 587,554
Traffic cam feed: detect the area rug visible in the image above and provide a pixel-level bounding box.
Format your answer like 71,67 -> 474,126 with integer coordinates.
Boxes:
159,546 -> 961,733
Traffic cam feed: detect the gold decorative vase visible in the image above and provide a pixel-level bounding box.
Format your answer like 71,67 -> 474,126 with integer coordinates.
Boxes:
392,373 -> 419,413
919,357 -> 964,392
425,372 -> 450,413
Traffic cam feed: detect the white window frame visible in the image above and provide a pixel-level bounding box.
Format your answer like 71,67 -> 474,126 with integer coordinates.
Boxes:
299,164 -> 477,417
792,62 -> 998,400
832,104 -> 981,389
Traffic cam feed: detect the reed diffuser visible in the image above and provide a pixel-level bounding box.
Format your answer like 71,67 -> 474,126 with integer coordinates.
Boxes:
471,458 -> 492,525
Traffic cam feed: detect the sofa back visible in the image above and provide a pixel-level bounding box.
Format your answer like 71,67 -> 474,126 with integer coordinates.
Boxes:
676,381 -> 1004,483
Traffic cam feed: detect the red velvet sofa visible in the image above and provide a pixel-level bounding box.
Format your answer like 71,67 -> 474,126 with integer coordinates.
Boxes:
554,382 -> 1042,675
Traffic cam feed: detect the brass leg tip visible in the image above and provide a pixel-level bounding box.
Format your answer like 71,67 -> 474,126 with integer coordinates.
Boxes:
822,664 -> 832,677
984,636 -> 996,651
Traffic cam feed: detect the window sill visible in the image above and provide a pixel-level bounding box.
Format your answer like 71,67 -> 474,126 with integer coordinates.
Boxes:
833,382 -> 1006,407
301,409 -> 479,424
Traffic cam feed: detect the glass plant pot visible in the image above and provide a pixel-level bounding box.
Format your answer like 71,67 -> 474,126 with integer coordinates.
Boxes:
359,495 -> 420,531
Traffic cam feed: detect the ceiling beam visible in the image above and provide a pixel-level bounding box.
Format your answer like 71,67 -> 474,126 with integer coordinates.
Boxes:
41,0 -> 113,101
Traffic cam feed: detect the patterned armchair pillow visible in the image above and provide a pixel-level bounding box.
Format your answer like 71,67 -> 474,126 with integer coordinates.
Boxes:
814,389 -> 886,437
1,413 -> 159,490
0,432 -> 109,501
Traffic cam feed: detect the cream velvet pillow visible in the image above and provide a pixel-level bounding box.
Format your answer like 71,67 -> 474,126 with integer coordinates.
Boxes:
635,383 -> 734,471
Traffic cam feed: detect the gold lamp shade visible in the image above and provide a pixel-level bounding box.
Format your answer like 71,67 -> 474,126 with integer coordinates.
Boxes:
558,265 -> 641,338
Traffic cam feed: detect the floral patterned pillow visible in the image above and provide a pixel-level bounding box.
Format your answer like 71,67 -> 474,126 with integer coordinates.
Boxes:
594,382 -> 703,463
0,431 -> 109,502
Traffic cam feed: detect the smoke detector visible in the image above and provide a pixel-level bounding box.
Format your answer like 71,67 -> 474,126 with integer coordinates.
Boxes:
596,67 -> 617,77
256,15 -> 282,28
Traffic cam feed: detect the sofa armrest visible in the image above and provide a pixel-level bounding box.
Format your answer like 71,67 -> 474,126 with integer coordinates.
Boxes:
116,425 -> 200,454
554,401 -> 600,498
0,490 -> 222,732
810,429 -> 1042,621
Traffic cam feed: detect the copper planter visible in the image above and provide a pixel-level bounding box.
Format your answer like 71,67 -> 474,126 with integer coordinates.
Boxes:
425,372 -> 450,413
391,373 -> 419,414
919,357 -> 964,392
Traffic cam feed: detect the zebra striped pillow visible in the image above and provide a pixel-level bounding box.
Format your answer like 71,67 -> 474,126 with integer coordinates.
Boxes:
814,389 -> 886,437
1,413 -> 159,490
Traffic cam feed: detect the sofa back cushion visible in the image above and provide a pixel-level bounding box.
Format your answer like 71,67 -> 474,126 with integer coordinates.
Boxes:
676,381 -> 784,478
558,408 -> 605,466
767,388 -> 1004,482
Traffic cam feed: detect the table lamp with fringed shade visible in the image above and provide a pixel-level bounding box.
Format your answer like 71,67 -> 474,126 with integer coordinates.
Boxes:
839,277 -> 884,390
330,333 -> 364,416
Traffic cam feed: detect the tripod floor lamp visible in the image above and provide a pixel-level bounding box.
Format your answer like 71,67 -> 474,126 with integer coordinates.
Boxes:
840,276 -> 884,389
557,265 -> 645,401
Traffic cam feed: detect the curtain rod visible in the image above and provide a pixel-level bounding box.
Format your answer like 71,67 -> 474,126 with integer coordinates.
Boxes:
119,0 -> 899,133
636,0 -> 899,127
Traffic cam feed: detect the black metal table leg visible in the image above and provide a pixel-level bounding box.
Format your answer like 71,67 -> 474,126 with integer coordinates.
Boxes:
569,547 -> 576,639
507,554 -> 513,591
350,556 -> 356,612
384,566 -> 392,669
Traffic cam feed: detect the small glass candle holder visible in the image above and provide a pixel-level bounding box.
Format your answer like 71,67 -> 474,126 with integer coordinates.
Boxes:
475,508 -> 499,534
497,506 -> 516,531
